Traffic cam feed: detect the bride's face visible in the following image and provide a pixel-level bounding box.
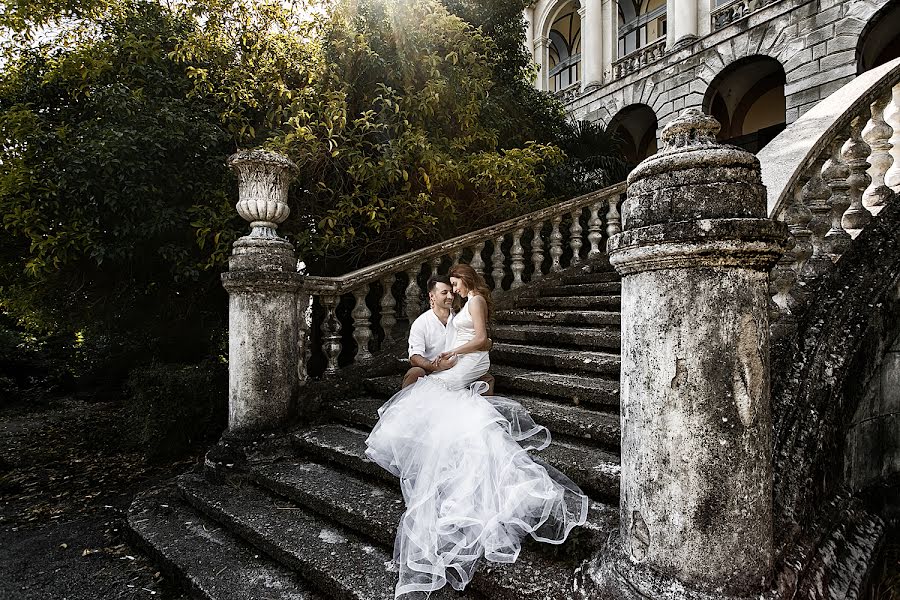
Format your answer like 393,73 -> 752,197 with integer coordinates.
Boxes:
450,276 -> 468,297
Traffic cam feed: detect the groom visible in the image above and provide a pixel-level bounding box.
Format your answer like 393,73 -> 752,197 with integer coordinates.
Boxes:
403,274 -> 495,393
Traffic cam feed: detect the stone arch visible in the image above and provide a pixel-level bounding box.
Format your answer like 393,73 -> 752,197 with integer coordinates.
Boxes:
535,0 -> 583,93
702,55 -> 786,153
605,103 -> 658,170
857,0 -> 900,74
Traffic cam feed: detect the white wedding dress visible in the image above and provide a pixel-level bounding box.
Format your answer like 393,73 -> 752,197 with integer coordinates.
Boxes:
365,295 -> 589,598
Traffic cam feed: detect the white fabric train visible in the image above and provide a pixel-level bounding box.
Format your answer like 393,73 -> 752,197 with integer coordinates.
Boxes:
364,375 -> 589,598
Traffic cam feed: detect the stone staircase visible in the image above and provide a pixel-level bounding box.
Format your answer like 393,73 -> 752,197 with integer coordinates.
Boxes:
129,260 -> 624,600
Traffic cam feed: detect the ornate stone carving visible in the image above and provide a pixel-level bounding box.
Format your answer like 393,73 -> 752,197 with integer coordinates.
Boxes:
549,215 -> 564,272
863,94 -> 895,215
841,115 -> 872,233
351,285 -> 373,362
510,229 -> 525,289
320,294 -> 342,375
531,223 -> 544,280
227,150 -> 298,239
379,274 -> 396,347
491,235 -> 506,295
569,208 -> 584,265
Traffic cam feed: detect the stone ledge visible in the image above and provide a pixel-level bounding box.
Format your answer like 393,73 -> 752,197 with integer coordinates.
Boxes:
608,219 -> 787,275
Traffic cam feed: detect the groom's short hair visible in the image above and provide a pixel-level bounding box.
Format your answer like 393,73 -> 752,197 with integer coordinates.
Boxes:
427,274 -> 451,292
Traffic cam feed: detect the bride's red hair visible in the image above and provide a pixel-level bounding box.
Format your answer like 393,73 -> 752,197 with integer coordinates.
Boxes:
449,263 -> 493,319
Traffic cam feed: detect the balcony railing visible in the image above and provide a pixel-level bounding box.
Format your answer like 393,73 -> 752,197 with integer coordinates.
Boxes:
711,0 -> 778,31
612,38 -> 666,80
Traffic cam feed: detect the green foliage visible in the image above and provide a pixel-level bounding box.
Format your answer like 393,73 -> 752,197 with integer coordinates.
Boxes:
124,361 -> 227,461
0,0 -> 620,386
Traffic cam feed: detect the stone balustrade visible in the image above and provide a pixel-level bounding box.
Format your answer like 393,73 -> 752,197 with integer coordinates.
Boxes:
760,56 -> 900,335
302,183 -> 626,376
710,0 -> 778,32
611,38 -> 665,81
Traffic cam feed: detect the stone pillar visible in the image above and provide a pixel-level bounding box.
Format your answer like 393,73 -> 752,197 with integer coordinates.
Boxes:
603,110 -> 786,598
581,0 -> 603,89
601,0 -> 616,79
666,0 -> 698,50
535,36 -> 550,91
221,150 -> 303,436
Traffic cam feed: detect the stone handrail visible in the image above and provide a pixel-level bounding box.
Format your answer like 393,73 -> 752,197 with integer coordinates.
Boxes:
304,182 -> 626,375
759,56 -> 900,330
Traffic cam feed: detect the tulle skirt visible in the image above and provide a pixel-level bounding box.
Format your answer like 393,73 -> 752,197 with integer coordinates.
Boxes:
364,376 -> 589,598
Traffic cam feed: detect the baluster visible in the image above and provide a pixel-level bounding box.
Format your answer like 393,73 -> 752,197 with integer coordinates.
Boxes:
404,266 -> 422,324
606,194 -> 622,237
863,94 -> 895,216
549,215 -> 564,272
799,156 -> 834,282
822,137 -> 852,259
587,200 -> 604,258
469,241 -> 485,275
884,83 -> 900,193
569,208 -> 583,265
297,292 -> 312,383
531,222 -> 544,281
430,256 -> 442,277
510,229 -> 525,289
379,274 -> 396,347
784,181 -> 814,307
491,235 -> 505,295
451,248 -> 463,266
351,285 -> 373,362
320,295 -> 342,375
841,115 -> 872,234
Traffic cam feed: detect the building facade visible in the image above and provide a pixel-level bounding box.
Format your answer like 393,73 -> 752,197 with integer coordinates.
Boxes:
526,0 -> 900,167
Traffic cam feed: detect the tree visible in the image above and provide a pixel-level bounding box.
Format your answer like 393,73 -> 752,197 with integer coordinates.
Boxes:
0,0 -> 573,379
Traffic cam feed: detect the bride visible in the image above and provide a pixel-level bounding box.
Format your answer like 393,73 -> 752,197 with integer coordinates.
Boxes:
365,263 -> 588,598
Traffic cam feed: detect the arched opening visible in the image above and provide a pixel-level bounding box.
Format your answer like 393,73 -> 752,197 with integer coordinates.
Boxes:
606,104 -> 658,170
547,1 -> 582,93
857,1 -> 900,74
618,0 -> 667,58
703,56 -> 786,153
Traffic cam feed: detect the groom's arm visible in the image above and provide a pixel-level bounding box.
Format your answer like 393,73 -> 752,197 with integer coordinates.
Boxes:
408,319 -> 447,372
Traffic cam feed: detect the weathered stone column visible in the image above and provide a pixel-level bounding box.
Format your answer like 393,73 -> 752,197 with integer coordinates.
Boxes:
221,150 -> 303,436
580,0 -> 603,89
603,110 -> 787,598
666,0 -> 698,49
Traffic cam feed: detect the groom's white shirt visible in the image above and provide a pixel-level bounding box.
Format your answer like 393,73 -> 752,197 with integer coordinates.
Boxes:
408,309 -> 455,361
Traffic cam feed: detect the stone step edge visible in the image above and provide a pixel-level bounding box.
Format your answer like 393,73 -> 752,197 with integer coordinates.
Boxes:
127,485 -> 323,600
249,461 -> 597,600
176,472 -> 476,600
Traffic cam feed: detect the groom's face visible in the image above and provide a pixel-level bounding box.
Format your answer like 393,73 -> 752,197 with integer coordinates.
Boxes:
430,282 -> 454,310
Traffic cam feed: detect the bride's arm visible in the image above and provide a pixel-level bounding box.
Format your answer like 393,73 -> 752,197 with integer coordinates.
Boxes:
439,295 -> 488,359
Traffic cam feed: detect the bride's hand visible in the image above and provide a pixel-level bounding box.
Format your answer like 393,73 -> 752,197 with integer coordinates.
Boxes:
437,350 -> 458,363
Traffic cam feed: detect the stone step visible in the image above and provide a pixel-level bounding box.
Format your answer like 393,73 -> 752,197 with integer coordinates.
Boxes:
513,295 -> 621,310
328,395 -> 620,449
492,343 -> 621,376
177,473 -> 479,600
537,281 -> 621,296
251,461 -> 616,600
559,270 -> 620,285
491,323 -> 620,350
128,486 -> 323,600
493,309 -> 621,327
491,365 -> 620,407
292,424 -> 620,500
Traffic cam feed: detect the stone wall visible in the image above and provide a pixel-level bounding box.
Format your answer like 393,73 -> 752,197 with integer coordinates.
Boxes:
564,0 -> 892,132
844,282 -> 900,494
